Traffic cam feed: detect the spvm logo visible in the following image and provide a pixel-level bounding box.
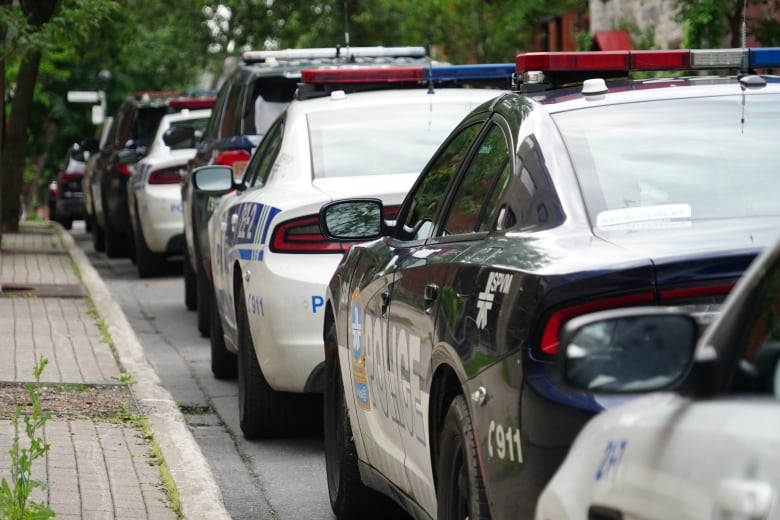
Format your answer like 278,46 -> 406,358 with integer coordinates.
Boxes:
475,271 -> 513,329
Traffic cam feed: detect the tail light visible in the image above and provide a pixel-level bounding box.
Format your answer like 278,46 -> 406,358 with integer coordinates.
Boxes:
118,163 -> 133,177
538,283 -> 734,355
271,205 -> 399,254
149,166 -> 183,185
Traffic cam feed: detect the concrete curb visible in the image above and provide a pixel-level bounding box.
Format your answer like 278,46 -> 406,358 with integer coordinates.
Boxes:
61,229 -> 231,520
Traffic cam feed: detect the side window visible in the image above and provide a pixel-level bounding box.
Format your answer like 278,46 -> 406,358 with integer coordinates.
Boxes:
491,134 -> 564,232
397,123 -> 482,241
220,81 -> 241,137
741,261 -> 780,396
206,83 -> 231,139
243,116 -> 285,188
440,124 -> 509,236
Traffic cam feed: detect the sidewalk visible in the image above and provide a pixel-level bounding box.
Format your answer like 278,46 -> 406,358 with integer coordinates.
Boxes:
0,221 -> 230,520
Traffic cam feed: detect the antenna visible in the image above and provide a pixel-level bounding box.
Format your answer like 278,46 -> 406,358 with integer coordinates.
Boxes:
344,1 -> 350,52
426,30 -> 435,94
740,0 -> 748,73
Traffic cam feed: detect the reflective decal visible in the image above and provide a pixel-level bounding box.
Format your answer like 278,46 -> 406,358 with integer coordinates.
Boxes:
169,203 -> 182,213
234,202 -> 281,262
597,203 -> 691,227
248,293 -> 264,316
311,295 -> 324,313
350,290 -> 370,409
476,271 -> 513,329
595,440 -> 626,481
487,420 -> 523,463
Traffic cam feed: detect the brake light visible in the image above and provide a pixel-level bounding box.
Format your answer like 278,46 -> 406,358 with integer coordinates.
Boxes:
215,150 -> 250,168
539,292 -> 656,355
659,283 -> 734,301
118,163 -> 133,177
270,215 -> 348,253
60,172 -> 82,183
149,166 -> 183,185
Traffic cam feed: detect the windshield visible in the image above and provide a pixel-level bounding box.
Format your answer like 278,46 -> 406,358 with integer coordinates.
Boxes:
307,101 -> 479,179
554,92 -> 780,227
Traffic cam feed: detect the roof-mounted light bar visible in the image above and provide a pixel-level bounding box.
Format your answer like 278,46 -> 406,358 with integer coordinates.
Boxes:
301,64 -> 515,86
243,46 -> 426,64
168,97 -> 216,110
515,47 -> 780,92
301,67 -> 425,84
425,63 -> 515,82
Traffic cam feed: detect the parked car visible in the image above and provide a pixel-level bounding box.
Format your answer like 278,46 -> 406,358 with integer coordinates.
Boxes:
90,90 -> 183,258
191,63 -> 512,439
536,232 -> 780,519
83,115 -> 113,235
318,47 -> 780,519
127,99 -> 213,277
50,139 -> 98,229
181,45 -> 435,336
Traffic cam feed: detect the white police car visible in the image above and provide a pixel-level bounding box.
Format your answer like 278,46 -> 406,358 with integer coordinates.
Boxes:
128,100 -> 212,277
536,231 -> 780,520
191,64 -> 512,438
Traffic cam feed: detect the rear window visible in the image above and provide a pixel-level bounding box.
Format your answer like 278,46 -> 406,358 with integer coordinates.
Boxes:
555,92 -> 780,227
307,100 -> 479,179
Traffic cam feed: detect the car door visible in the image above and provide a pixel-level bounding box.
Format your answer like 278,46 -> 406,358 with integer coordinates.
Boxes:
215,116 -> 286,347
392,119 -> 516,511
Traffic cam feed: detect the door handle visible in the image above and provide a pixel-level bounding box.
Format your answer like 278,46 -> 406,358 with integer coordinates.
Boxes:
230,213 -> 238,233
716,478 -> 773,517
424,283 -> 439,313
380,290 -> 390,316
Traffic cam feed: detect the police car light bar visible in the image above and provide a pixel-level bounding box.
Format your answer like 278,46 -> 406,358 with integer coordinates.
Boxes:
243,46 -> 426,64
302,64 -> 516,85
516,47 -> 780,76
301,67 -> 424,84
425,63 -> 515,82
168,97 -> 216,110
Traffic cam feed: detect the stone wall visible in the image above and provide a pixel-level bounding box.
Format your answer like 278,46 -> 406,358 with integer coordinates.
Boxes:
589,0 -> 683,49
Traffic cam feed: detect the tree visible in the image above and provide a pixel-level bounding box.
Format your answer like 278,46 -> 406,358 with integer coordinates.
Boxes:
0,0 -> 118,234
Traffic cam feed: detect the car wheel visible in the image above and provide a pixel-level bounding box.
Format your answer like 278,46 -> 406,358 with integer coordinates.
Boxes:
91,216 -> 106,252
183,246 -> 196,311
210,284 -> 237,379
236,283 -> 294,439
134,210 -> 165,278
436,395 -> 490,520
324,319 -> 395,519
196,258 -> 211,337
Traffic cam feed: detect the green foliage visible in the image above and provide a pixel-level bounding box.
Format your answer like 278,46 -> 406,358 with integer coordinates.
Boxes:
0,357 -> 55,520
674,0 -> 743,48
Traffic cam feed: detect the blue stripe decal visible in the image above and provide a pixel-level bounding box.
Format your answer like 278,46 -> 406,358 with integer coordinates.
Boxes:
238,249 -> 253,260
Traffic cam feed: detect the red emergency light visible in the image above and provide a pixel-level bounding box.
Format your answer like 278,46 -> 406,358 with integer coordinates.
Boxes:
169,97 -> 216,110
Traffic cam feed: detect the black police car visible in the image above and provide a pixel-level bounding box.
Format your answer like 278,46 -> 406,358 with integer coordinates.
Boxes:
319,47 -> 780,519
181,45 -> 440,336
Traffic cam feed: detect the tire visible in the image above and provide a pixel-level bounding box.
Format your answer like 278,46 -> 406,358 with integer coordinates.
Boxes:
436,395 -> 490,520
210,284 -> 237,379
196,257 -> 211,337
236,284 -> 295,439
183,246 -> 197,311
324,320 -> 395,519
91,216 -> 106,252
134,210 -> 165,278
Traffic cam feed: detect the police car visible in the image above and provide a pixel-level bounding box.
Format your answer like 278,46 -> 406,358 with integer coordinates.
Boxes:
318,47 -> 780,519
190,64 -> 512,439
128,99 -> 213,277
536,233 -> 780,520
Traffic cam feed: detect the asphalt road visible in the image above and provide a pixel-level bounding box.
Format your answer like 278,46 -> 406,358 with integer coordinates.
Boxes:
69,221 -> 335,520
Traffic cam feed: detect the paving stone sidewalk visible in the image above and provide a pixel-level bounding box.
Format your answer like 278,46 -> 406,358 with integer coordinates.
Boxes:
0,222 -> 229,520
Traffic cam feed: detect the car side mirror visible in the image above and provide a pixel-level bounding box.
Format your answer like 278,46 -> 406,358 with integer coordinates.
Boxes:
556,308 -> 699,393
192,165 -> 235,193
117,148 -> 142,165
319,199 -> 384,241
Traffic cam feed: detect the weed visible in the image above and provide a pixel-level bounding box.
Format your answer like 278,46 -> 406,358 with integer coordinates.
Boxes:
0,357 -> 55,520
112,372 -> 136,385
